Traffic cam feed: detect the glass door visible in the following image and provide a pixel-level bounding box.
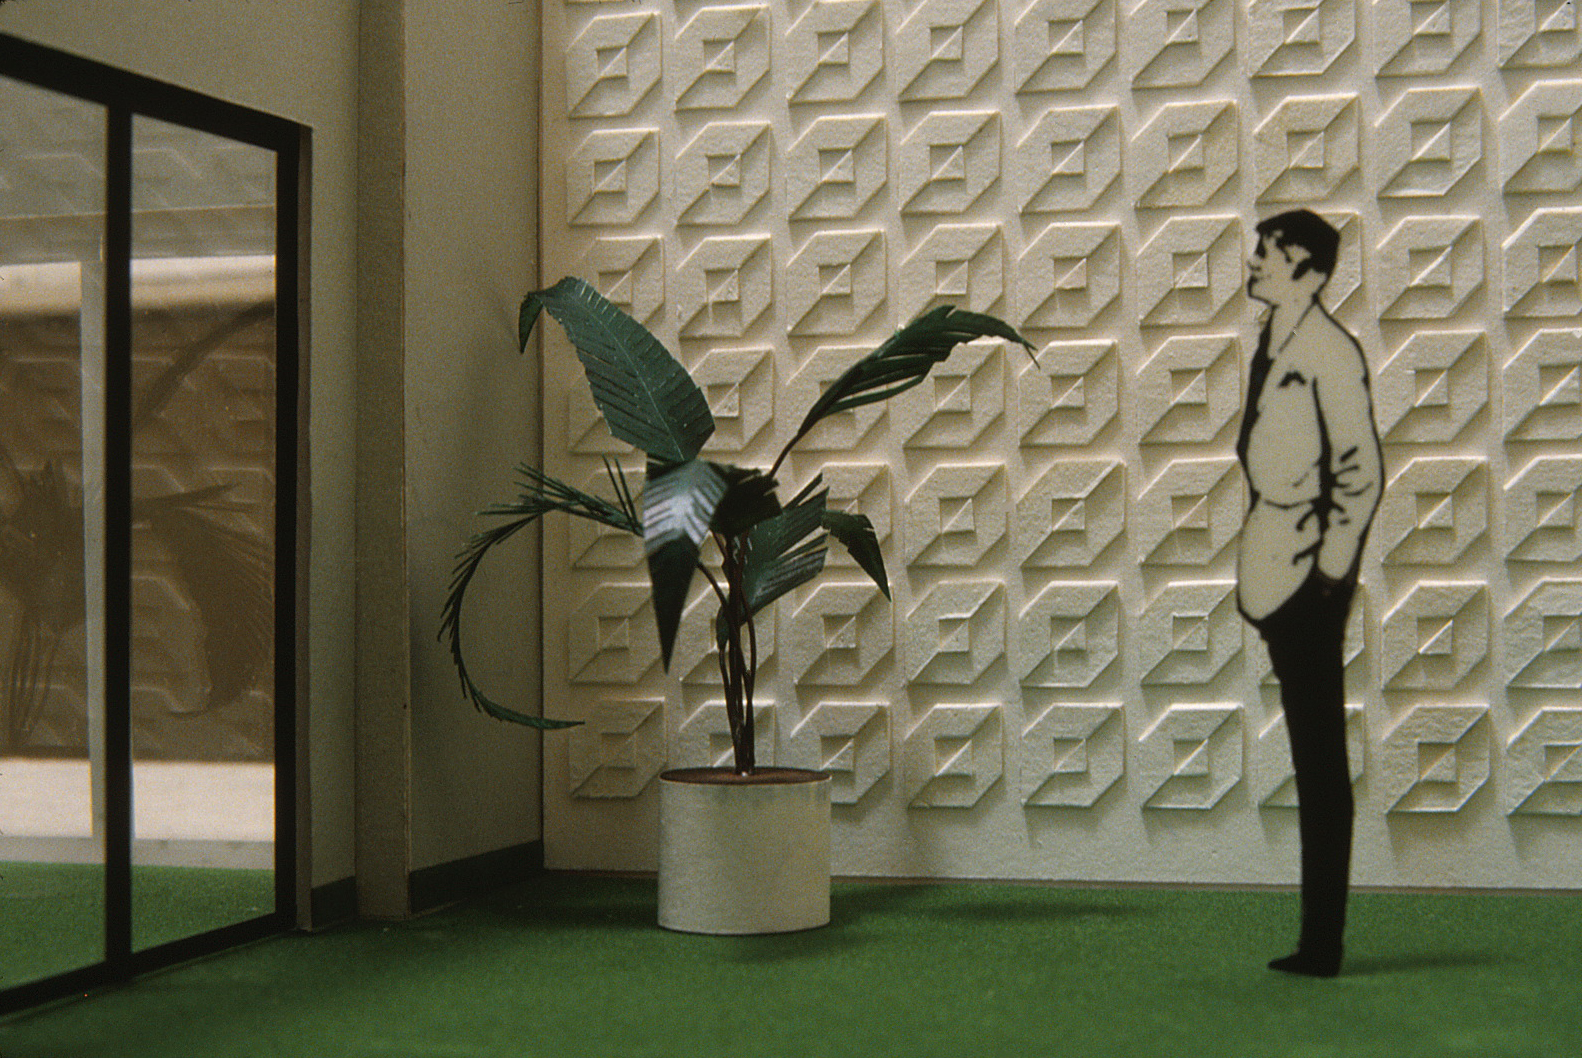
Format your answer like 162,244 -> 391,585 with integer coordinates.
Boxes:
0,33 -> 303,1012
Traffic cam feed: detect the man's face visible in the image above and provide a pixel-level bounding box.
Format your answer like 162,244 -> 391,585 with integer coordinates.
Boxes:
1247,231 -> 1312,307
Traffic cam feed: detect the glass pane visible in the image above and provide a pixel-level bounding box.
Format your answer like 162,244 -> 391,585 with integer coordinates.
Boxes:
129,115 -> 277,950
0,75 -> 108,988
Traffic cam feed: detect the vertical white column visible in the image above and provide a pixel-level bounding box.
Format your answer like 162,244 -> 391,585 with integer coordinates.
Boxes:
79,257 -> 108,848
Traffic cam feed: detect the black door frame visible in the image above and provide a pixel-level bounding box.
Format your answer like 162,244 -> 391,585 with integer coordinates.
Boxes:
0,32 -> 307,1015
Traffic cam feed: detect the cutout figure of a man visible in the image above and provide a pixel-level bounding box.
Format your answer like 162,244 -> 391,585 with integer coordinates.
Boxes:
1237,210 -> 1382,977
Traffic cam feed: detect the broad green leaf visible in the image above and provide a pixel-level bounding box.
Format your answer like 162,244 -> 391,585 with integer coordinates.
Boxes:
643,459 -> 730,669
710,464 -> 782,540
823,509 -> 889,599
782,306 -> 1034,459
740,491 -> 829,617
523,277 -> 714,464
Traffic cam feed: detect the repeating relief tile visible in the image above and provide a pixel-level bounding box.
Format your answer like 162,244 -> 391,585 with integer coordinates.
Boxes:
565,11 -> 662,118
1505,456 -> 1582,562
1253,704 -> 1365,809
1504,208 -> 1582,318
902,580 -> 1005,684
787,580 -> 893,686
1497,0 -> 1582,69
1013,458 -> 1127,567
897,110 -> 1001,215
1124,0 -> 1235,89
1381,581 -> 1489,691
894,0 -> 999,102
671,700 -> 777,769
1375,86 -> 1483,199
566,127 -> 660,227
673,5 -> 772,111
1137,703 -> 1243,810
1015,340 -> 1120,446
1373,329 -> 1488,445
1014,581 -> 1122,687
1135,215 -> 1243,327
692,345 -> 775,453
1374,0 -> 1481,76
1244,0 -> 1355,77
1380,704 -> 1490,813
1134,334 -> 1242,445
1015,223 -> 1122,328
1375,215 -> 1483,320
1136,580 -> 1242,685
675,234 -> 774,337
567,698 -> 666,799
568,582 -> 662,684
786,114 -> 888,220
1012,0 -> 1118,93
1019,699 -> 1125,807
781,343 -> 889,451
904,703 -> 1004,808
1502,329 -> 1582,442
782,700 -> 892,804
784,0 -> 884,105
1014,106 -> 1122,214
675,121 -> 773,227
583,236 -> 666,327
1131,100 -> 1239,209
892,334 -> 1006,448
1376,456 -> 1488,566
1252,94 -> 1359,203
902,463 -> 1008,566
783,228 -> 887,335
1505,578 -> 1582,689
1505,706 -> 1582,815
896,223 -> 1005,321
1132,457 -> 1242,567
1500,80 -> 1582,194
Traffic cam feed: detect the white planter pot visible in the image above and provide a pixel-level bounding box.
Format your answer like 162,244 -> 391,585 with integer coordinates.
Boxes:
658,768 -> 831,935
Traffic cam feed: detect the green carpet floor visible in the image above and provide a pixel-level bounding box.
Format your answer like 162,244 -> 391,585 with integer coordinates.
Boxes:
3,874 -> 1578,1058
0,862 -> 274,987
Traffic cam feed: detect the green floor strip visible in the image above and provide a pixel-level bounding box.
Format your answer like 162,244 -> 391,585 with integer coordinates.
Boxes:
3,874 -> 1579,1057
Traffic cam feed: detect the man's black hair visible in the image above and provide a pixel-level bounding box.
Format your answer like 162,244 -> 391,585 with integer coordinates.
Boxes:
1255,209 -> 1340,281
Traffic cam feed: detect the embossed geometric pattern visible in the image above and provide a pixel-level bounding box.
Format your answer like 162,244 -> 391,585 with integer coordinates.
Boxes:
782,700 -> 891,804
1015,581 -> 1121,687
1012,0 -> 1117,93
1504,208 -> 1582,318
1138,703 -> 1243,810
895,0 -> 999,101
1375,215 -> 1483,320
1505,707 -> 1582,815
537,0 -> 1582,887
1020,700 -> 1124,807
1374,0 -> 1481,76
1014,106 -> 1121,214
1013,459 -> 1126,567
672,700 -> 777,770
1505,456 -> 1582,561
1374,330 -> 1488,444
784,1 -> 884,104
905,703 -> 1004,808
1503,329 -> 1582,441
1381,581 -> 1488,690
1131,100 -> 1239,209
1376,86 -> 1483,198
567,698 -> 666,799
1245,0 -> 1355,77
1135,334 -> 1242,445
1500,80 -> 1582,193
1252,93 -> 1360,203
1376,456 -> 1487,565
1380,704 -> 1490,813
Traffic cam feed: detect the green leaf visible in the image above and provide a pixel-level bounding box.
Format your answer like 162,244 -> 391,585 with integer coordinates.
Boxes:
823,509 -> 889,599
643,459 -> 730,669
784,306 -> 1035,457
710,465 -> 782,540
740,491 -> 828,617
523,277 -> 714,464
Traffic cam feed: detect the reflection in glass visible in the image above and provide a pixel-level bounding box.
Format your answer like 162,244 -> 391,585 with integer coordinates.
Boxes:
0,75 -> 108,988
129,116 -> 277,949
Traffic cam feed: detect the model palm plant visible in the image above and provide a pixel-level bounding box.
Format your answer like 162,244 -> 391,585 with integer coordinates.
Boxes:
442,277 -> 1032,774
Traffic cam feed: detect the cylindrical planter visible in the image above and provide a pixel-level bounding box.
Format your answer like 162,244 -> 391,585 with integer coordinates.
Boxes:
658,767 -> 831,935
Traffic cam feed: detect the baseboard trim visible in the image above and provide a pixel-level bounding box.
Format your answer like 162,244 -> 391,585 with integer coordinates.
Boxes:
409,840 -> 544,915
307,876 -> 357,930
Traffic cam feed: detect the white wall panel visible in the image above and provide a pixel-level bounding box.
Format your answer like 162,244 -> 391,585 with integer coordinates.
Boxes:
539,0 -> 1582,886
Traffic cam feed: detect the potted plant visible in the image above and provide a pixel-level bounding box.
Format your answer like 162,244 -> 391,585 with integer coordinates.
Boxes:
442,276 -> 1032,933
